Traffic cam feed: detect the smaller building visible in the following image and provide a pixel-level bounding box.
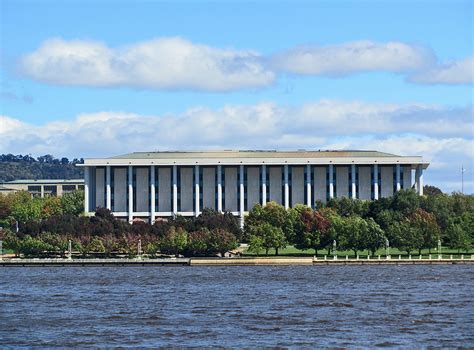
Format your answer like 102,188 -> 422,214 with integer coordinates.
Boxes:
0,179 -> 84,197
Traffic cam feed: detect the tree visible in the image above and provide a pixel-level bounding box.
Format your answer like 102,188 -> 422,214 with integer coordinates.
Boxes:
11,195 -> 43,224
339,216 -> 366,256
294,207 -> 331,255
362,218 -> 386,256
208,228 -> 238,256
248,222 -> 286,255
408,209 -> 441,254
60,190 -> 84,216
187,228 -> 211,256
160,226 -> 188,257
445,223 -> 471,253
388,221 -> 423,255
247,235 -> 264,256
423,185 -> 443,196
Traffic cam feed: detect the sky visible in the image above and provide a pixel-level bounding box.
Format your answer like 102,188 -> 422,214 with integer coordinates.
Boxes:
0,0 -> 473,193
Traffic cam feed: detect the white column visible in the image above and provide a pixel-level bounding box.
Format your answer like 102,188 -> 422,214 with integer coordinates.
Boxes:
239,165 -> 244,216
217,165 -> 222,212
172,165 -> 178,215
128,165 -> 133,223
284,164 -> 289,209
373,164 -> 379,200
351,164 -> 356,199
150,166 -> 155,223
416,165 -> 423,195
40,185 -> 44,198
329,164 -> 334,199
195,165 -> 200,216
306,164 -> 311,207
106,166 -> 111,210
396,164 -> 401,192
84,166 -> 89,214
261,165 -> 267,206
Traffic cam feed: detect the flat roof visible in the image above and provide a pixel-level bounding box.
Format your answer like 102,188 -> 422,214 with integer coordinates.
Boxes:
81,149 -> 429,168
110,150 -> 399,159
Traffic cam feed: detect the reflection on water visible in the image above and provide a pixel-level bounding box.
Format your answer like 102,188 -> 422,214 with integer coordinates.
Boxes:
1,265 -> 473,348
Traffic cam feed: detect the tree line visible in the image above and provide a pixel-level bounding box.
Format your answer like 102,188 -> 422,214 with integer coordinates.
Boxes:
0,188 -> 472,258
0,154 -> 83,182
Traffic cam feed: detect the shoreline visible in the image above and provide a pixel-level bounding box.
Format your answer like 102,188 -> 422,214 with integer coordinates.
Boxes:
1,256 -> 473,267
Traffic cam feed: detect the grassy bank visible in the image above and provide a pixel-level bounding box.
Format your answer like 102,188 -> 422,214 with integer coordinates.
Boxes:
241,245 -> 474,258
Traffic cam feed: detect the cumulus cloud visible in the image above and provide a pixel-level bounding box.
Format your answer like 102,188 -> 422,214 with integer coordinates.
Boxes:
18,37 -> 472,89
270,41 -> 435,76
1,100 -> 472,192
408,55 -> 474,85
19,37 -> 275,91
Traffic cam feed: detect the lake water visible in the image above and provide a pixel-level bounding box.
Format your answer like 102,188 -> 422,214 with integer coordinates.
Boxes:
1,265 -> 473,348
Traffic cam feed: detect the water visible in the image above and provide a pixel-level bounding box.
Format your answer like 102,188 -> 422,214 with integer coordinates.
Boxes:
1,265 -> 473,348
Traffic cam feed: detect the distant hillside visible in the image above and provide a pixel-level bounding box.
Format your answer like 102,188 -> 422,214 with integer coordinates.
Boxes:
0,154 -> 84,182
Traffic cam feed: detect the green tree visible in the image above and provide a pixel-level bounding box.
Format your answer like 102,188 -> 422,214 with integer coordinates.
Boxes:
187,228 -> 211,256
445,223 -> 471,253
362,218 -> 386,256
160,226 -> 188,256
409,209 -> 441,254
247,235 -> 264,256
10,193 -> 43,224
248,222 -> 286,255
61,190 -> 84,216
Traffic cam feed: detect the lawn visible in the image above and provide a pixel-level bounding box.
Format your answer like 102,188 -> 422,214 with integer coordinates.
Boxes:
241,245 -> 474,258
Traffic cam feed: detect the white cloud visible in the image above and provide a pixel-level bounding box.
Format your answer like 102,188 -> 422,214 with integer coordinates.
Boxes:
270,41 -> 435,76
18,37 -> 473,88
20,37 -> 275,91
1,100 -> 472,192
408,55 -> 474,85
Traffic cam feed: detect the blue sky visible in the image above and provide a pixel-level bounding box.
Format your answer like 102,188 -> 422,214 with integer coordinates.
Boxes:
1,0 -> 473,193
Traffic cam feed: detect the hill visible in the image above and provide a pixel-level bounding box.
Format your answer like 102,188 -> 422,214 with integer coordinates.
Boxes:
0,154 -> 83,182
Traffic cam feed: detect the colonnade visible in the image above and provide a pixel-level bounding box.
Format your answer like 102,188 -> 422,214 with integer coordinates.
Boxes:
84,163 -> 424,223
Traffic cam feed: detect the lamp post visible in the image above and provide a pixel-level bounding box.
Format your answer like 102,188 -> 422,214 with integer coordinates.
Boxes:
385,238 -> 390,259
333,240 -> 337,260
137,239 -> 142,260
438,239 -> 442,260
67,240 -> 72,260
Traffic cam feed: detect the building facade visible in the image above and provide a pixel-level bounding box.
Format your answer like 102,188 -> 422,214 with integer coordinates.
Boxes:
80,150 -> 428,224
0,179 -> 84,197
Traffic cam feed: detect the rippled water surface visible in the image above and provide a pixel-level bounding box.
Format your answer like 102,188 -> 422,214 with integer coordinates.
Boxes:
1,265 -> 473,348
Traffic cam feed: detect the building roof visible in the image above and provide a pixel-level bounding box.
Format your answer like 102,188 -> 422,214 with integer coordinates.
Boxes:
110,150 -> 399,159
81,149 -> 428,168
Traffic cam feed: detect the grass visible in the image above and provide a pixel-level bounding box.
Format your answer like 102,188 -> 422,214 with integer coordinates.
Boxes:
242,245 -> 474,258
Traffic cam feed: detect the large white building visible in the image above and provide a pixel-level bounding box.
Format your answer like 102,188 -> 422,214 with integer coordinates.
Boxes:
80,150 -> 429,224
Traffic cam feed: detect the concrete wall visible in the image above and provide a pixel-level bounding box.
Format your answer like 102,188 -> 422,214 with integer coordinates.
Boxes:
95,168 -> 105,208
336,166 -> 349,198
381,166 -> 393,198
403,166 -> 412,190
269,166 -> 282,204
291,166 -> 304,206
114,168 -> 127,212
180,167 -> 193,212
247,167 -> 260,210
202,167 -> 215,210
158,167 -> 171,212
225,167 -> 238,211
314,166 -> 326,203
358,166 -> 371,200
136,167 -> 149,212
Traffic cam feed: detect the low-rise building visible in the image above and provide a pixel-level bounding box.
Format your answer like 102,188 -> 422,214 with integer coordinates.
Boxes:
0,179 -> 84,197
80,150 -> 429,225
